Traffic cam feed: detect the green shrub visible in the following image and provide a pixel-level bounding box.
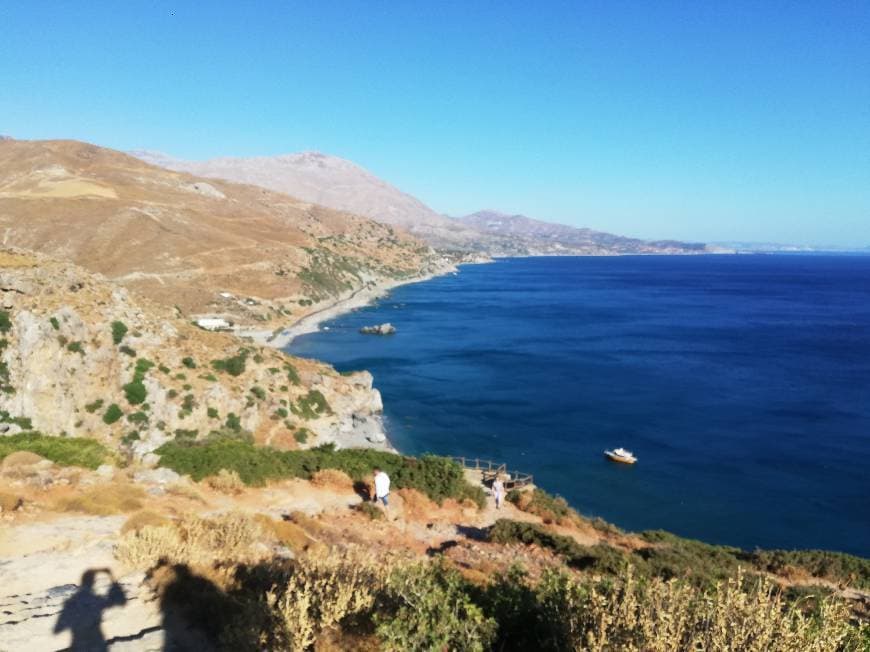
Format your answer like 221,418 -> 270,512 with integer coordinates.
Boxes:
156,440 -> 485,506
290,390 -> 332,419
250,386 -> 266,401
134,358 -> 154,378
273,407 -> 288,419
0,432 -> 110,469
181,356 -> 197,369
119,345 -> 136,357
212,351 -> 248,376
225,412 -> 242,432
50,316 -> 60,330
507,488 -> 574,522
375,561 -> 496,651
103,403 -> 123,424
0,310 -> 11,333
636,530 -> 743,587
158,364 -> 171,374
127,411 -> 148,424
174,429 -> 198,441
66,341 -> 84,355
749,548 -> 870,591
293,428 -> 309,444
84,399 -> 104,414
207,407 -> 219,419
284,363 -> 300,386
122,431 -> 140,445
182,394 -> 196,412
0,411 -> 32,429
354,501 -> 384,520
490,520 -> 632,574
167,389 -> 178,399
201,373 -> 218,382
111,320 -> 128,344
123,380 -> 147,405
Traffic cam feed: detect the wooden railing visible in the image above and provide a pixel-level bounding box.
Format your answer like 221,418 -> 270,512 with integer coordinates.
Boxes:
451,456 -> 534,490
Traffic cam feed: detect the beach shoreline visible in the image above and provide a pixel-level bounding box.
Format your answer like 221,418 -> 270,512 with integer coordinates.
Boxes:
236,261 -> 472,349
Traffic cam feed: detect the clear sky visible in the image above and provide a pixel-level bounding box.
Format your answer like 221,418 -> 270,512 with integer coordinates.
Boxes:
1,1 -> 868,245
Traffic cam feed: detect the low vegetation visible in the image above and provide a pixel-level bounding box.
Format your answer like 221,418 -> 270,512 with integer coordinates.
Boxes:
211,350 -> 248,376
54,483 -> 145,515
290,390 -> 332,419
492,519 -> 870,596
111,320 -> 128,344
0,432 -> 111,469
113,522 -> 867,652
156,440 -> 486,506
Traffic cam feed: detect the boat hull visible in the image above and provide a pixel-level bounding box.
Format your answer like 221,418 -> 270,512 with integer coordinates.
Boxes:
605,452 -> 636,464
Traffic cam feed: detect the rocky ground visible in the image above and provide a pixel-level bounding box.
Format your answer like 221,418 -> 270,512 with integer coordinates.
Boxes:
0,454 -> 591,651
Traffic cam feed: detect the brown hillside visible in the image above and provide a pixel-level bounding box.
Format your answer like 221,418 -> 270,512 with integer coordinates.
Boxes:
0,139 -> 440,324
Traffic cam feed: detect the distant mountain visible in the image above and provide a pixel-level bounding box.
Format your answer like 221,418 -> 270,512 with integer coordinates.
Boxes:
131,150 -> 482,251
0,139 -> 442,324
458,210 -> 713,255
132,150 -> 712,256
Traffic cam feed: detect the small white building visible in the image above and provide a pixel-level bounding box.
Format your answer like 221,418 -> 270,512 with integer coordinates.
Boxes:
195,317 -> 232,331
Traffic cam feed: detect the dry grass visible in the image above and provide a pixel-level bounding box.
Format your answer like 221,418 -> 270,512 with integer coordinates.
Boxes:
310,469 -> 354,491
121,510 -> 171,535
396,488 -> 437,521
538,567 -> 865,651
254,514 -> 317,553
268,547 -> 391,651
0,451 -> 46,469
206,469 -> 245,494
115,511 -> 265,569
165,482 -> 208,504
54,482 -> 145,515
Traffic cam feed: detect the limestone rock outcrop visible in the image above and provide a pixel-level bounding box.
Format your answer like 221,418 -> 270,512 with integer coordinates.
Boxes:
0,250 -> 389,457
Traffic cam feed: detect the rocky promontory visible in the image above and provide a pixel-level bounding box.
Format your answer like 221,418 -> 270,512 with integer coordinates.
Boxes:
0,250 -> 390,457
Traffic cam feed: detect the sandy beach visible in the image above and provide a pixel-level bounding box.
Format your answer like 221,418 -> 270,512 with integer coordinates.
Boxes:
237,263 -> 461,349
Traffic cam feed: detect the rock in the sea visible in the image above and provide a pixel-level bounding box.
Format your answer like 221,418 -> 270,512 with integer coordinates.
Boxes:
359,323 -> 396,335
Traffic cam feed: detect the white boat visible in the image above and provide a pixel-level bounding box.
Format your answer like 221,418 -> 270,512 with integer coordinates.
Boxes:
604,447 -> 637,464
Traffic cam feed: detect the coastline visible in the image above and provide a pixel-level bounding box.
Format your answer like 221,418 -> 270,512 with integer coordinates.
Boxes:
236,262 -> 466,349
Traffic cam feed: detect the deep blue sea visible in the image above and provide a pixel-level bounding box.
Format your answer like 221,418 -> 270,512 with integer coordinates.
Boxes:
287,256 -> 870,556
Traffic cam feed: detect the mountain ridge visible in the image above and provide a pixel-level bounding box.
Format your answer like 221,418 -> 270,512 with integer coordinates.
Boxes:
131,149 -> 714,256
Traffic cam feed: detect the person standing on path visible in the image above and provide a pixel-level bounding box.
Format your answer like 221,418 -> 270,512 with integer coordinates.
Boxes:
492,476 -> 505,510
373,467 -> 391,511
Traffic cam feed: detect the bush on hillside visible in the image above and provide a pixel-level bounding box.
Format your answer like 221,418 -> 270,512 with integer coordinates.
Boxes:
155,440 -> 486,506
103,403 -> 124,424
0,310 -> 11,333
212,350 -> 248,376
111,320 -> 128,344
123,380 -> 147,405
290,390 -> 332,419
750,548 -> 870,591
0,432 -> 110,469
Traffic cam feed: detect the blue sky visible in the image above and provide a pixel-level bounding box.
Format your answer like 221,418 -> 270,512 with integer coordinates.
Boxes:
1,1 -> 868,245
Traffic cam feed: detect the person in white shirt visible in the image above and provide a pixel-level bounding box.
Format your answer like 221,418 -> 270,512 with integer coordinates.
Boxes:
372,467 -> 391,509
492,476 -> 505,510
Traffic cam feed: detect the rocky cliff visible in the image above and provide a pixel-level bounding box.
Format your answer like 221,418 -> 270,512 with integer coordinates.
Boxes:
0,250 -> 388,457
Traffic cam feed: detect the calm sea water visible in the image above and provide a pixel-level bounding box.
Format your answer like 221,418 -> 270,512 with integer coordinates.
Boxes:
287,256 -> 870,556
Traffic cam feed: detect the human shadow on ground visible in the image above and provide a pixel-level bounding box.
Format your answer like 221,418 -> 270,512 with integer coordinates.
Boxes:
147,558 -> 285,651
54,569 -> 127,651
